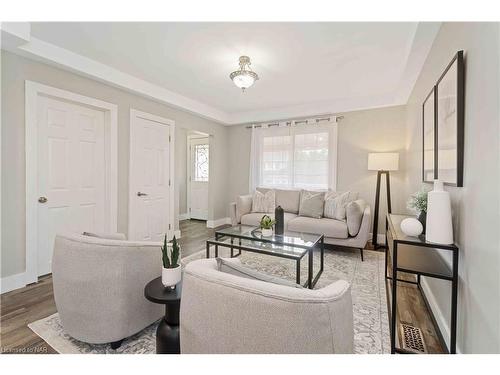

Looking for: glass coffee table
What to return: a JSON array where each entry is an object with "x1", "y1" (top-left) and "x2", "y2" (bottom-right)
[{"x1": 206, "y1": 225, "x2": 324, "y2": 289}]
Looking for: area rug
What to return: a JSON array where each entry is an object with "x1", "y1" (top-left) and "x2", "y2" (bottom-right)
[{"x1": 29, "y1": 247, "x2": 390, "y2": 354}]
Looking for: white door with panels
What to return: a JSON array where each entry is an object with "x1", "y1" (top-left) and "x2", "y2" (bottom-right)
[
  {"x1": 129, "y1": 110, "x2": 174, "y2": 241},
  {"x1": 188, "y1": 137, "x2": 209, "y2": 220},
  {"x1": 37, "y1": 96, "x2": 107, "y2": 276}
]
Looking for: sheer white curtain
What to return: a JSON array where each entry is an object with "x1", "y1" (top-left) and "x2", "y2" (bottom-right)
[{"x1": 248, "y1": 121, "x2": 338, "y2": 193}]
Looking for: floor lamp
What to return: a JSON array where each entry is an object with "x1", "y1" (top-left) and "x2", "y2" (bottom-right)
[{"x1": 368, "y1": 153, "x2": 399, "y2": 249}]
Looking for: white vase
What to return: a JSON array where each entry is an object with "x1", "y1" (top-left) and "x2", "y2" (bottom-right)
[
  {"x1": 261, "y1": 228, "x2": 273, "y2": 237},
  {"x1": 161, "y1": 266, "x2": 181, "y2": 288},
  {"x1": 425, "y1": 180, "x2": 454, "y2": 244}
]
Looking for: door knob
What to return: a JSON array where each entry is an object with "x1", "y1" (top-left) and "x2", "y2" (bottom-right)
[
  {"x1": 137, "y1": 192, "x2": 148, "y2": 197},
  {"x1": 38, "y1": 196, "x2": 48, "y2": 203}
]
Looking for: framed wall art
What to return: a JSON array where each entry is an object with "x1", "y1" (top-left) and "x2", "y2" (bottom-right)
[
  {"x1": 422, "y1": 87, "x2": 436, "y2": 183},
  {"x1": 422, "y1": 50, "x2": 465, "y2": 187}
]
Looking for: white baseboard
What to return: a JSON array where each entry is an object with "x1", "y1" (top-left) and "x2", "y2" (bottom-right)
[
  {"x1": 173, "y1": 229, "x2": 181, "y2": 238},
  {"x1": 179, "y1": 213, "x2": 190, "y2": 221},
  {"x1": 1, "y1": 272, "x2": 27, "y2": 294},
  {"x1": 420, "y1": 277, "x2": 462, "y2": 353},
  {"x1": 206, "y1": 217, "x2": 232, "y2": 228}
]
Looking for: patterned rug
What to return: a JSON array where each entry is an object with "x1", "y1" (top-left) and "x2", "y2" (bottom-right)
[{"x1": 29, "y1": 247, "x2": 390, "y2": 354}]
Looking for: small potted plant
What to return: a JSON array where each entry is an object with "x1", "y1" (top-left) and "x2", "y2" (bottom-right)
[
  {"x1": 407, "y1": 189, "x2": 428, "y2": 232},
  {"x1": 260, "y1": 215, "x2": 276, "y2": 237},
  {"x1": 161, "y1": 234, "x2": 181, "y2": 289}
]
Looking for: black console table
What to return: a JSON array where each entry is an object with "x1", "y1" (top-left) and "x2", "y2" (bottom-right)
[{"x1": 385, "y1": 214, "x2": 459, "y2": 354}]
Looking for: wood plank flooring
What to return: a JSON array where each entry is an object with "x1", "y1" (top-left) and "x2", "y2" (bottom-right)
[{"x1": 0, "y1": 220, "x2": 445, "y2": 354}]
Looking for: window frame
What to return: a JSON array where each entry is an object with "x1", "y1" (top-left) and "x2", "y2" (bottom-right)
[{"x1": 253, "y1": 123, "x2": 337, "y2": 191}]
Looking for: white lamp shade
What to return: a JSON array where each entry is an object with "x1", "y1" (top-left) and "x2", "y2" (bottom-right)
[{"x1": 368, "y1": 152, "x2": 399, "y2": 171}]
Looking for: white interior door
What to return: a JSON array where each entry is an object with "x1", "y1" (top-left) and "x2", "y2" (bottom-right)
[
  {"x1": 37, "y1": 96, "x2": 107, "y2": 276},
  {"x1": 188, "y1": 137, "x2": 209, "y2": 220},
  {"x1": 129, "y1": 111, "x2": 173, "y2": 241}
]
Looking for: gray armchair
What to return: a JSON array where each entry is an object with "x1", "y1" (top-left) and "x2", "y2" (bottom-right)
[
  {"x1": 180, "y1": 258, "x2": 354, "y2": 354},
  {"x1": 52, "y1": 233, "x2": 163, "y2": 347}
]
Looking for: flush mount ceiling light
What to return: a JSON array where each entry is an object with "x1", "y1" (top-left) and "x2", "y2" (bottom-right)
[{"x1": 229, "y1": 55, "x2": 259, "y2": 92}]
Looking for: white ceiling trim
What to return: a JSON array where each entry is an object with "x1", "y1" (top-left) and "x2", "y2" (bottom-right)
[
  {"x1": 1, "y1": 23, "x2": 230, "y2": 124},
  {"x1": 2, "y1": 22, "x2": 440, "y2": 126}
]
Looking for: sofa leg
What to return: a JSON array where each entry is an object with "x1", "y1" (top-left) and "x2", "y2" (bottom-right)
[
  {"x1": 110, "y1": 339, "x2": 124, "y2": 350},
  {"x1": 360, "y1": 248, "x2": 364, "y2": 262}
]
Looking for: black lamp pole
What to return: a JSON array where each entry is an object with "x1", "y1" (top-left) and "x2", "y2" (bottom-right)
[{"x1": 372, "y1": 170, "x2": 392, "y2": 249}]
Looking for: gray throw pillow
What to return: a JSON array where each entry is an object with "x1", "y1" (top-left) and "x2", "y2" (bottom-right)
[
  {"x1": 251, "y1": 189, "x2": 275, "y2": 213},
  {"x1": 345, "y1": 199, "x2": 366, "y2": 236},
  {"x1": 298, "y1": 190, "x2": 325, "y2": 219},
  {"x1": 324, "y1": 191, "x2": 353, "y2": 220},
  {"x1": 216, "y1": 258, "x2": 303, "y2": 289}
]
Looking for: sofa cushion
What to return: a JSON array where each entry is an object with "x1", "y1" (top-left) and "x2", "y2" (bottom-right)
[
  {"x1": 298, "y1": 190, "x2": 325, "y2": 219},
  {"x1": 216, "y1": 258, "x2": 303, "y2": 289},
  {"x1": 252, "y1": 189, "x2": 275, "y2": 213},
  {"x1": 241, "y1": 212, "x2": 298, "y2": 227},
  {"x1": 346, "y1": 199, "x2": 367, "y2": 236},
  {"x1": 287, "y1": 216, "x2": 348, "y2": 239},
  {"x1": 258, "y1": 188, "x2": 301, "y2": 214},
  {"x1": 324, "y1": 191, "x2": 353, "y2": 220}
]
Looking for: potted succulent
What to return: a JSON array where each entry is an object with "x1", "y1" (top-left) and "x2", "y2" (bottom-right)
[
  {"x1": 407, "y1": 189, "x2": 428, "y2": 233},
  {"x1": 161, "y1": 234, "x2": 181, "y2": 289},
  {"x1": 260, "y1": 215, "x2": 276, "y2": 237}
]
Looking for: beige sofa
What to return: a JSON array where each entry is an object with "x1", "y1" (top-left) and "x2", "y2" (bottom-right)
[
  {"x1": 229, "y1": 189, "x2": 371, "y2": 260},
  {"x1": 180, "y1": 258, "x2": 354, "y2": 354},
  {"x1": 52, "y1": 233, "x2": 163, "y2": 348}
]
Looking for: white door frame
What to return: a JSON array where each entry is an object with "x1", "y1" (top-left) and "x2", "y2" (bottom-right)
[
  {"x1": 186, "y1": 133, "x2": 210, "y2": 221},
  {"x1": 25, "y1": 81, "x2": 118, "y2": 284},
  {"x1": 128, "y1": 109, "x2": 175, "y2": 239}
]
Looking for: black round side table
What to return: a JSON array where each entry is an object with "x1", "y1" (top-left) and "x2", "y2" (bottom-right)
[{"x1": 144, "y1": 277, "x2": 182, "y2": 354}]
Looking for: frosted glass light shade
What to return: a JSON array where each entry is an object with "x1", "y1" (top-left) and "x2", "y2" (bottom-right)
[
  {"x1": 232, "y1": 73, "x2": 256, "y2": 89},
  {"x1": 368, "y1": 153, "x2": 399, "y2": 171}
]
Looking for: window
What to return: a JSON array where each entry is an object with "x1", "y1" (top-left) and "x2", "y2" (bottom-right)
[
  {"x1": 194, "y1": 144, "x2": 209, "y2": 182},
  {"x1": 251, "y1": 124, "x2": 336, "y2": 191},
  {"x1": 293, "y1": 132, "x2": 329, "y2": 189},
  {"x1": 261, "y1": 135, "x2": 292, "y2": 188}
]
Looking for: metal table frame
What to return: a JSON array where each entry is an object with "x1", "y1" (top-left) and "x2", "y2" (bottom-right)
[
  {"x1": 206, "y1": 231, "x2": 324, "y2": 289},
  {"x1": 385, "y1": 214, "x2": 459, "y2": 354}
]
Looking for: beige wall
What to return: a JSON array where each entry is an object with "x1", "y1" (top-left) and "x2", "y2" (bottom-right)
[
  {"x1": 1, "y1": 50, "x2": 229, "y2": 278},
  {"x1": 404, "y1": 22, "x2": 500, "y2": 353},
  {"x1": 227, "y1": 105, "x2": 407, "y2": 235}
]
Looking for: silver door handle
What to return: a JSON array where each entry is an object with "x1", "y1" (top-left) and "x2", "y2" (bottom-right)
[
  {"x1": 38, "y1": 196, "x2": 48, "y2": 203},
  {"x1": 137, "y1": 192, "x2": 148, "y2": 197}
]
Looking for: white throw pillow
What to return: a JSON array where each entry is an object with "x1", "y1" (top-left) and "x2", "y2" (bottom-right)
[
  {"x1": 251, "y1": 189, "x2": 275, "y2": 213},
  {"x1": 324, "y1": 191, "x2": 352, "y2": 220}
]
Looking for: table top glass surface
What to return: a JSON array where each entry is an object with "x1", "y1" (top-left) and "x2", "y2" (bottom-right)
[{"x1": 215, "y1": 225, "x2": 322, "y2": 249}]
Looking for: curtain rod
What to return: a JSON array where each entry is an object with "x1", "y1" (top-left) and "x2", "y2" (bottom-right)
[{"x1": 245, "y1": 115, "x2": 344, "y2": 129}]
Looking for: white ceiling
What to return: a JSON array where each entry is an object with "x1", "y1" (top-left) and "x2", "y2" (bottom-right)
[{"x1": 25, "y1": 22, "x2": 440, "y2": 124}]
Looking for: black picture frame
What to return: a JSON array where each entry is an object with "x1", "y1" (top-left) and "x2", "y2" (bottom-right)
[
  {"x1": 436, "y1": 50, "x2": 465, "y2": 187},
  {"x1": 422, "y1": 50, "x2": 465, "y2": 187},
  {"x1": 422, "y1": 86, "x2": 436, "y2": 183}
]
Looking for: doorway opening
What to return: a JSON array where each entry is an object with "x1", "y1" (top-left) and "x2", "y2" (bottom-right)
[{"x1": 187, "y1": 131, "x2": 210, "y2": 221}]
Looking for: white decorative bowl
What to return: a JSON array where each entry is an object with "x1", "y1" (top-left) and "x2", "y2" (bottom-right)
[{"x1": 400, "y1": 218, "x2": 423, "y2": 237}]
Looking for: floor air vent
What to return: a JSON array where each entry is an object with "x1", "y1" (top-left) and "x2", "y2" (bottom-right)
[{"x1": 400, "y1": 322, "x2": 427, "y2": 353}]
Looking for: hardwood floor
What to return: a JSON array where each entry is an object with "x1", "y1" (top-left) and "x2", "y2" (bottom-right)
[{"x1": 0, "y1": 220, "x2": 445, "y2": 354}]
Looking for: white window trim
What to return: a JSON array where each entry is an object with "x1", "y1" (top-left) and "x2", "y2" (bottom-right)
[{"x1": 25, "y1": 81, "x2": 118, "y2": 285}]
